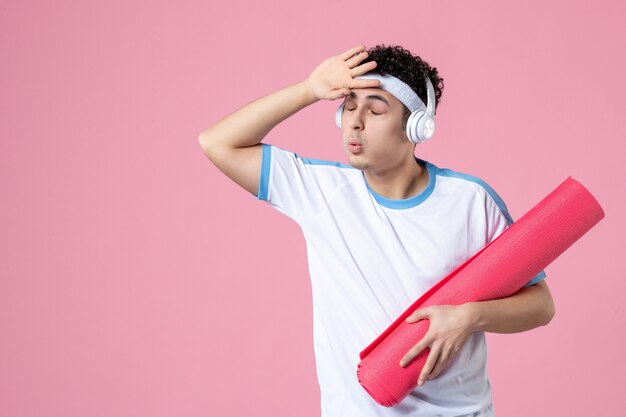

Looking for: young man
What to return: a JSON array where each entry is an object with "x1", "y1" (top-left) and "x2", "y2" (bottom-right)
[{"x1": 198, "y1": 44, "x2": 555, "y2": 417}]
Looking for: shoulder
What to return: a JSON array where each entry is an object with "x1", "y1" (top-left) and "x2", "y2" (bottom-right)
[
  {"x1": 264, "y1": 143, "x2": 353, "y2": 169},
  {"x1": 260, "y1": 143, "x2": 362, "y2": 200},
  {"x1": 430, "y1": 161, "x2": 514, "y2": 225},
  {"x1": 263, "y1": 143, "x2": 360, "y2": 181}
]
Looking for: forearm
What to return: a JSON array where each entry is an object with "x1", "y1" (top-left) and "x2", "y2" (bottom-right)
[
  {"x1": 465, "y1": 283, "x2": 555, "y2": 334},
  {"x1": 198, "y1": 79, "x2": 319, "y2": 150}
]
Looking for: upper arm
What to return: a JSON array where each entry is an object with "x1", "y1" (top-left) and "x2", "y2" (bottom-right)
[{"x1": 198, "y1": 137, "x2": 262, "y2": 197}]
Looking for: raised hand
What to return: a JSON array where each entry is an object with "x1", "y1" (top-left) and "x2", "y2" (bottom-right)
[{"x1": 306, "y1": 44, "x2": 381, "y2": 101}]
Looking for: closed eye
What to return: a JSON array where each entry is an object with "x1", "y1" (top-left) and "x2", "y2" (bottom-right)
[{"x1": 346, "y1": 107, "x2": 381, "y2": 115}]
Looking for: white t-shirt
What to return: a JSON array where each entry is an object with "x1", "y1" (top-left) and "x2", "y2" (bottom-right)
[{"x1": 254, "y1": 143, "x2": 546, "y2": 417}]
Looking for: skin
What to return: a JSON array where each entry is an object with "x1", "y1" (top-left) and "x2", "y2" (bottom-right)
[
  {"x1": 199, "y1": 44, "x2": 556, "y2": 389},
  {"x1": 340, "y1": 87, "x2": 429, "y2": 200}
]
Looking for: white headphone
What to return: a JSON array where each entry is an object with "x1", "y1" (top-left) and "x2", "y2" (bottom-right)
[{"x1": 335, "y1": 72, "x2": 436, "y2": 144}]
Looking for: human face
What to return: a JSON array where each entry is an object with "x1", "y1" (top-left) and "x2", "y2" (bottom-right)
[{"x1": 340, "y1": 88, "x2": 412, "y2": 174}]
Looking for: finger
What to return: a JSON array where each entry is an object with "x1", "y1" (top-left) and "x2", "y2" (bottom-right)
[
  {"x1": 406, "y1": 308, "x2": 429, "y2": 323},
  {"x1": 339, "y1": 44, "x2": 366, "y2": 60},
  {"x1": 349, "y1": 79, "x2": 381, "y2": 90},
  {"x1": 418, "y1": 344, "x2": 440, "y2": 386},
  {"x1": 428, "y1": 346, "x2": 451, "y2": 379},
  {"x1": 328, "y1": 88, "x2": 350, "y2": 100},
  {"x1": 399, "y1": 337, "x2": 430, "y2": 367},
  {"x1": 351, "y1": 60, "x2": 377, "y2": 77},
  {"x1": 345, "y1": 50, "x2": 369, "y2": 67}
]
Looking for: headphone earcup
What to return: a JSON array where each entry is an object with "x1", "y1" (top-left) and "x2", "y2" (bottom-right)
[
  {"x1": 418, "y1": 114, "x2": 436, "y2": 143},
  {"x1": 406, "y1": 109, "x2": 424, "y2": 144},
  {"x1": 335, "y1": 103, "x2": 345, "y2": 129},
  {"x1": 406, "y1": 109, "x2": 435, "y2": 144}
]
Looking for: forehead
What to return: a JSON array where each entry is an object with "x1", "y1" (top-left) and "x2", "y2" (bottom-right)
[{"x1": 346, "y1": 88, "x2": 399, "y2": 107}]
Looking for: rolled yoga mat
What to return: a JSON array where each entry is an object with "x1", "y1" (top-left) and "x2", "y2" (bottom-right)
[{"x1": 356, "y1": 176, "x2": 605, "y2": 407}]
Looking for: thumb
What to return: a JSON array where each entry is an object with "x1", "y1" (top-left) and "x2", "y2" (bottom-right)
[{"x1": 406, "y1": 308, "x2": 430, "y2": 323}]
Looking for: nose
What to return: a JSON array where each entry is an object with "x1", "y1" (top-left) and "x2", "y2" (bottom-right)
[{"x1": 346, "y1": 106, "x2": 364, "y2": 131}]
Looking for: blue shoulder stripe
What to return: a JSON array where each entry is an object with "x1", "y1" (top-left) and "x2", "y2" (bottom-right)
[
  {"x1": 435, "y1": 167, "x2": 547, "y2": 286},
  {"x1": 435, "y1": 168, "x2": 515, "y2": 226}
]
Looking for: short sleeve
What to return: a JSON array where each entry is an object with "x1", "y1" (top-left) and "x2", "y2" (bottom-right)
[
  {"x1": 253, "y1": 143, "x2": 327, "y2": 226},
  {"x1": 482, "y1": 181, "x2": 547, "y2": 288}
]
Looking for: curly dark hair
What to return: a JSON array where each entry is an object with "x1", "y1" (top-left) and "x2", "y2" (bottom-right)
[{"x1": 361, "y1": 44, "x2": 444, "y2": 126}]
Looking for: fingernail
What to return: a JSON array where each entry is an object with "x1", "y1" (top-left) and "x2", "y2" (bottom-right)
[
  {"x1": 418, "y1": 380, "x2": 424, "y2": 386},
  {"x1": 399, "y1": 361, "x2": 405, "y2": 367}
]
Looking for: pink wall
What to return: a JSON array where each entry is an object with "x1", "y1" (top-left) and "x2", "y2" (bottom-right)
[{"x1": 1, "y1": 0, "x2": 624, "y2": 416}]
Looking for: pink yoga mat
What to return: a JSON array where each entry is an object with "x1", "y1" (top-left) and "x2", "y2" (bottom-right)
[{"x1": 356, "y1": 176, "x2": 605, "y2": 407}]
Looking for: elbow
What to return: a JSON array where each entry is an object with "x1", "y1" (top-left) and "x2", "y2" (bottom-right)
[
  {"x1": 532, "y1": 280, "x2": 555, "y2": 327},
  {"x1": 198, "y1": 133, "x2": 209, "y2": 150},
  {"x1": 198, "y1": 133, "x2": 216, "y2": 156},
  {"x1": 542, "y1": 300, "x2": 556, "y2": 326},
  {"x1": 198, "y1": 131, "x2": 229, "y2": 156}
]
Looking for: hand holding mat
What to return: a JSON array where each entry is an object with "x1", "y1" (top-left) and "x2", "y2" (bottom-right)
[{"x1": 356, "y1": 176, "x2": 605, "y2": 407}]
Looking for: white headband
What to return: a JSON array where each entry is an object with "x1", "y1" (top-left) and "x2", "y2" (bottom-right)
[{"x1": 354, "y1": 72, "x2": 425, "y2": 112}]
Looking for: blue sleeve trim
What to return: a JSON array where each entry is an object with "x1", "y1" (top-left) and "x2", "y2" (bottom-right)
[
  {"x1": 523, "y1": 269, "x2": 547, "y2": 287},
  {"x1": 257, "y1": 143, "x2": 271, "y2": 200}
]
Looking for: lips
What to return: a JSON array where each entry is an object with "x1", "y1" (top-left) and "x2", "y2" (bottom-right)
[{"x1": 348, "y1": 140, "x2": 363, "y2": 153}]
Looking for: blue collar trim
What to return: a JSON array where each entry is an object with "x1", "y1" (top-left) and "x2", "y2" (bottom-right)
[{"x1": 363, "y1": 157, "x2": 437, "y2": 209}]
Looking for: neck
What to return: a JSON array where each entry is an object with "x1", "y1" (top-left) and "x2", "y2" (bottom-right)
[{"x1": 364, "y1": 156, "x2": 428, "y2": 200}]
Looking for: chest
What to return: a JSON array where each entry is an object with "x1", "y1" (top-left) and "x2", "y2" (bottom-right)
[{"x1": 306, "y1": 186, "x2": 489, "y2": 290}]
